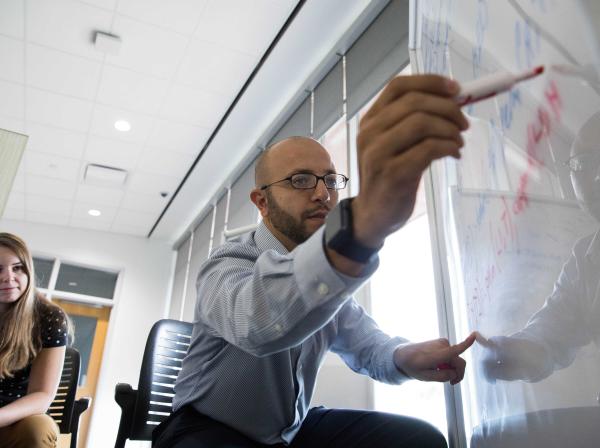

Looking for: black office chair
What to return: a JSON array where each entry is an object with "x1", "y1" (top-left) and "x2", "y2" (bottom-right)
[
  {"x1": 113, "y1": 319, "x2": 193, "y2": 448},
  {"x1": 46, "y1": 346, "x2": 91, "y2": 448}
]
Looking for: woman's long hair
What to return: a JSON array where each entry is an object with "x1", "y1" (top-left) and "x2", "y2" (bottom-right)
[{"x1": 0, "y1": 232, "x2": 65, "y2": 378}]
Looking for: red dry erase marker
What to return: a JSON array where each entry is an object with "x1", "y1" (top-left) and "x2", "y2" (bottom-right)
[{"x1": 455, "y1": 65, "x2": 545, "y2": 106}]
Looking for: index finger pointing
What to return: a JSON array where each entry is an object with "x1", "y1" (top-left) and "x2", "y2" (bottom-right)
[{"x1": 448, "y1": 332, "x2": 477, "y2": 357}]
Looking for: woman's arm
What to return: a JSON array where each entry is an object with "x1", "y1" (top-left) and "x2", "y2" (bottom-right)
[{"x1": 0, "y1": 346, "x2": 66, "y2": 428}]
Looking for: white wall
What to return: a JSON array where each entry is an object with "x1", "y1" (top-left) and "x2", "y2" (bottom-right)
[{"x1": 0, "y1": 218, "x2": 174, "y2": 448}]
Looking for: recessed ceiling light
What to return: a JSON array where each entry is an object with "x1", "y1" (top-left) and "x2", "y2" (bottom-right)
[
  {"x1": 88, "y1": 209, "x2": 101, "y2": 217},
  {"x1": 114, "y1": 120, "x2": 131, "y2": 132}
]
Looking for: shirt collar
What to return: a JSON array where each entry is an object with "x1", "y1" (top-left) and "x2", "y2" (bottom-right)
[{"x1": 254, "y1": 221, "x2": 290, "y2": 255}]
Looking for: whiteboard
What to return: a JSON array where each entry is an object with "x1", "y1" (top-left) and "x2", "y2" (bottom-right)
[{"x1": 411, "y1": 1, "x2": 600, "y2": 446}]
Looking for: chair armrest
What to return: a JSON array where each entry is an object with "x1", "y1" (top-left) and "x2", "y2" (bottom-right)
[
  {"x1": 114, "y1": 383, "x2": 138, "y2": 448},
  {"x1": 73, "y1": 397, "x2": 91, "y2": 417}
]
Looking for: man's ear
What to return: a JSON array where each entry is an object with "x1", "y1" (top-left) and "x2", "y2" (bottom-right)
[{"x1": 250, "y1": 189, "x2": 269, "y2": 217}]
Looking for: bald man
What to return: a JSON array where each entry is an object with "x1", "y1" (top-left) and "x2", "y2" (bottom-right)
[{"x1": 154, "y1": 75, "x2": 474, "y2": 448}]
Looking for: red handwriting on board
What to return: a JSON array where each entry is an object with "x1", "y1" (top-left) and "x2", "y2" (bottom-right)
[
  {"x1": 513, "y1": 81, "x2": 562, "y2": 214},
  {"x1": 469, "y1": 194, "x2": 518, "y2": 327}
]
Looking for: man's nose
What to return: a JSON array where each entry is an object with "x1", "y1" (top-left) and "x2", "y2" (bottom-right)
[{"x1": 311, "y1": 178, "x2": 331, "y2": 202}]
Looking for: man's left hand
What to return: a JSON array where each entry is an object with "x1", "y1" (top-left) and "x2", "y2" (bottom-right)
[{"x1": 393, "y1": 333, "x2": 476, "y2": 385}]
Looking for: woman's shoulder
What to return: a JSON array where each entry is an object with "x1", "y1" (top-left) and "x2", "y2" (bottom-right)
[{"x1": 35, "y1": 297, "x2": 69, "y2": 348}]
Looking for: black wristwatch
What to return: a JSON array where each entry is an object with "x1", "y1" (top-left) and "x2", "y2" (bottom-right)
[{"x1": 324, "y1": 198, "x2": 380, "y2": 263}]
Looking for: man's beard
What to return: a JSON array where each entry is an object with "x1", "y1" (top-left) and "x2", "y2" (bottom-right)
[{"x1": 265, "y1": 190, "x2": 314, "y2": 246}]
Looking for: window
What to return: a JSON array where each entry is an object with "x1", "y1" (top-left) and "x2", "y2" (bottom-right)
[
  {"x1": 349, "y1": 64, "x2": 449, "y2": 437},
  {"x1": 55, "y1": 263, "x2": 118, "y2": 300},
  {"x1": 32, "y1": 256, "x2": 54, "y2": 289},
  {"x1": 319, "y1": 116, "x2": 349, "y2": 200},
  {"x1": 33, "y1": 255, "x2": 119, "y2": 306}
]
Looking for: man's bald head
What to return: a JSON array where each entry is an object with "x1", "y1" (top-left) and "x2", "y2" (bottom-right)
[{"x1": 255, "y1": 136, "x2": 330, "y2": 188}]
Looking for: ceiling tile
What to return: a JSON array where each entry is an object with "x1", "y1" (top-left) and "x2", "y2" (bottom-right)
[
  {"x1": 0, "y1": 80, "x2": 24, "y2": 119},
  {"x1": 5, "y1": 191, "x2": 25, "y2": 211},
  {"x1": 85, "y1": 135, "x2": 143, "y2": 170},
  {"x1": 27, "y1": 122, "x2": 86, "y2": 159},
  {"x1": 78, "y1": 0, "x2": 117, "y2": 11},
  {"x1": 120, "y1": 191, "x2": 167, "y2": 213},
  {"x1": 69, "y1": 217, "x2": 112, "y2": 232},
  {"x1": 0, "y1": 35, "x2": 24, "y2": 83},
  {"x1": 71, "y1": 201, "x2": 118, "y2": 223},
  {"x1": 97, "y1": 65, "x2": 170, "y2": 114},
  {"x1": 26, "y1": 88, "x2": 94, "y2": 132},
  {"x1": 107, "y1": 15, "x2": 189, "y2": 79},
  {"x1": 160, "y1": 83, "x2": 227, "y2": 128},
  {"x1": 26, "y1": 122, "x2": 87, "y2": 159},
  {"x1": 26, "y1": 194, "x2": 72, "y2": 215},
  {"x1": 26, "y1": 44, "x2": 103, "y2": 100},
  {"x1": 117, "y1": 0, "x2": 209, "y2": 35},
  {"x1": 137, "y1": 148, "x2": 193, "y2": 178},
  {"x1": 26, "y1": 175, "x2": 77, "y2": 200},
  {"x1": 0, "y1": 0, "x2": 25, "y2": 39},
  {"x1": 26, "y1": 0, "x2": 112, "y2": 61},
  {"x1": 146, "y1": 120, "x2": 210, "y2": 155},
  {"x1": 112, "y1": 208, "x2": 155, "y2": 229},
  {"x1": 25, "y1": 150, "x2": 82, "y2": 182},
  {"x1": 89, "y1": 104, "x2": 154, "y2": 143},
  {"x1": 25, "y1": 210, "x2": 70, "y2": 226},
  {"x1": 75, "y1": 184, "x2": 124, "y2": 207},
  {"x1": 127, "y1": 171, "x2": 180, "y2": 196},
  {"x1": 109, "y1": 222, "x2": 148, "y2": 236},
  {"x1": 194, "y1": 0, "x2": 295, "y2": 55},
  {"x1": 176, "y1": 39, "x2": 256, "y2": 95},
  {"x1": 2, "y1": 207, "x2": 25, "y2": 221},
  {"x1": 0, "y1": 116, "x2": 25, "y2": 134}
]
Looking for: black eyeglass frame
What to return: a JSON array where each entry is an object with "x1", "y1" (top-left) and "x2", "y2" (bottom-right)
[{"x1": 260, "y1": 173, "x2": 349, "y2": 191}]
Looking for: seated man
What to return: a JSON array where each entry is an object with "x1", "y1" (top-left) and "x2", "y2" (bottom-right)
[{"x1": 154, "y1": 75, "x2": 474, "y2": 448}]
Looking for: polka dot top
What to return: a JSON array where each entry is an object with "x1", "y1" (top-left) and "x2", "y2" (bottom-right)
[{"x1": 0, "y1": 302, "x2": 68, "y2": 407}]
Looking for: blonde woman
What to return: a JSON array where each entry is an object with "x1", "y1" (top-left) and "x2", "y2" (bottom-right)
[{"x1": 0, "y1": 233, "x2": 69, "y2": 448}]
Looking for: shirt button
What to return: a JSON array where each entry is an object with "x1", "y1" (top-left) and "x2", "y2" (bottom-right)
[{"x1": 317, "y1": 282, "x2": 329, "y2": 296}]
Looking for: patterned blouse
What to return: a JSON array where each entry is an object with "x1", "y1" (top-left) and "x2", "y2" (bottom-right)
[{"x1": 0, "y1": 301, "x2": 68, "y2": 407}]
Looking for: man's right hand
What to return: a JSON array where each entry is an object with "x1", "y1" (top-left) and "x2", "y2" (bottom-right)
[{"x1": 352, "y1": 75, "x2": 469, "y2": 248}]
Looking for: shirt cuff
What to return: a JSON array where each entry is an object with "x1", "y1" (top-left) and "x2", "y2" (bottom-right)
[
  {"x1": 382, "y1": 340, "x2": 412, "y2": 384},
  {"x1": 293, "y1": 227, "x2": 378, "y2": 306}
]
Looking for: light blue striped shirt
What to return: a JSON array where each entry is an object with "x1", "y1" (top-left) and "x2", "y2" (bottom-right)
[{"x1": 173, "y1": 221, "x2": 409, "y2": 445}]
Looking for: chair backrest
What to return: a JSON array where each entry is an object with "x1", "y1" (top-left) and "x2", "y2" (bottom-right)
[
  {"x1": 47, "y1": 346, "x2": 80, "y2": 433},
  {"x1": 130, "y1": 319, "x2": 193, "y2": 440}
]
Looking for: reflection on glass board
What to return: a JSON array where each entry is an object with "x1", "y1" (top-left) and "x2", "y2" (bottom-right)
[{"x1": 415, "y1": 1, "x2": 600, "y2": 446}]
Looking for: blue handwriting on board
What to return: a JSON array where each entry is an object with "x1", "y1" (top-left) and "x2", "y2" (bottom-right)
[
  {"x1": 488, "y1": 119, "x2": 506, "y2": 189},
  {"x1": 514, "y1": 19, "x2": 541, "y2": 69},
  {"x1": 476, "y1": 193, "x2": 488, "y2": 226},
  {"x1": 422, "y1": 0, "x2": 452, "y2": 74},
  {"x1": 472, "y1": 0, "x2": 489, "y2": 78},
  {"x1": 499, "y1": 88, "x2": 522, "y2": 130}
]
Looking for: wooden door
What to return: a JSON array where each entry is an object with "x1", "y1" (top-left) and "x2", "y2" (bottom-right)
[{"x1": 53, "y1": 299, "x2": 110, "y2": 448}]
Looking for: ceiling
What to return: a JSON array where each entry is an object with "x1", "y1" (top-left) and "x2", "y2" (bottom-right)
[{"x1": 0, "y1": 0, "x2": 297, "y2": 237}]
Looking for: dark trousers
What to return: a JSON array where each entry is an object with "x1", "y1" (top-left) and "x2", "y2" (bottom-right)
[{"x1": 153, "y1": 406, "x2": 447, "y2": 448}]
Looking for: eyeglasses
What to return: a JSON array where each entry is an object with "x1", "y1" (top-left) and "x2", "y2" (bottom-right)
[{"x1": 260, "y1": 173, "x2": 349, "y2": 191}]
